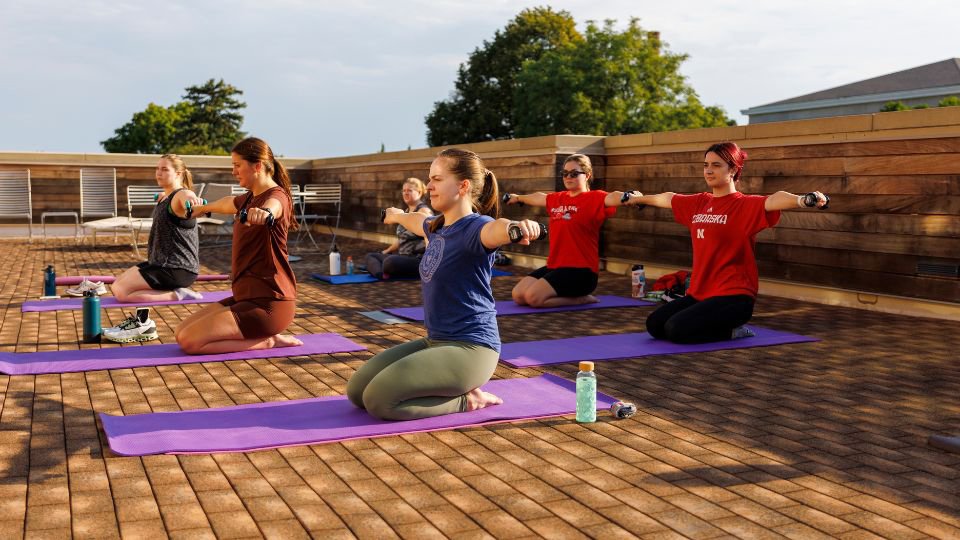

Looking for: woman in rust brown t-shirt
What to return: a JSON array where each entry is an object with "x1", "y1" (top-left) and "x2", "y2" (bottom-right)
[{"x1": 175, "y1": 137, "x2": 302, "y2": 354}]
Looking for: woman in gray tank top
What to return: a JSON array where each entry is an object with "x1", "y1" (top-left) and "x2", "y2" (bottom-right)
[
  {"x1": 110, "y1": 154, "x2": 205, "y2": 303},
  {"x1": 363, "y1": 177, "x2": 433, "y2": 279}
]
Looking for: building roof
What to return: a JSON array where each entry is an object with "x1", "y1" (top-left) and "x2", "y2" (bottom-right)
[{"x1": 765, "y1": 58, "x2": 960, "y2": 107}]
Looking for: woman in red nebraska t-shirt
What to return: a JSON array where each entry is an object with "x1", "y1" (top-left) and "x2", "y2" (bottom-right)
[
  {"x1": 629, "y1": 141, "x2": 829, "y2": 344},
  {"x1": 505, "y1": 154, "x2": 645, "y2": 308}
]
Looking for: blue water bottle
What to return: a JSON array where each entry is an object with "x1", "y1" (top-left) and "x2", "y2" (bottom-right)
[
  {"x1": 82, "y1": 290, "x2": 101, "y2": 343},
  {"x1": 43, "y1": 265, "x2": 56, "y2": 297}
]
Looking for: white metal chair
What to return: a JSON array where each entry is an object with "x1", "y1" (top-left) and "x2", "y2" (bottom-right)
[
  {"x1": 294, "y1": 184, "x2": 341, "y2": 252},
  {"x1": 0, "y1": 169, "x2": 35, "y2": 242},
  {"x1": 125, "y1": 185, "x2": 163, "y2": 257},
  {"x1": 41, "y1": 168, "x2": 118, "y2": 243},
  {"x1": 70, "y1": 168, "x2": 123, "y2": 245}
]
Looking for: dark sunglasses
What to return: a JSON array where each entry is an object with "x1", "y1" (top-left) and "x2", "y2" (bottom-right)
[{"x1": 561, "y1": 170, "x2": 586, "y2": 178}]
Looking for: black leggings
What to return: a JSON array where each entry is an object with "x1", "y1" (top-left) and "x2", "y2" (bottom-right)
[
  {"x1": 364, "y1": 253, "x2": 421, "y2": 279},
  {"x1": 646, "y1": 294, "x2": 755, "y2": 344}
]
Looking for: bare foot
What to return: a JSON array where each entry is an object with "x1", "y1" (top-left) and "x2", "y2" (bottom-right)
[
  {"x1": 272, "y1": 334, "x2": 304, "y2": 348},
  {"x1": 465, "y1": 388, "x2": 503, "y2": 411},
  {"x1": 578, "y1": 295, "x2": 599, "y2": 305}
]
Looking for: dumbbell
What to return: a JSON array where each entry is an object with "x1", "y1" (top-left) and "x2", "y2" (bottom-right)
[
  {"x1": 620, "y1": 190, "x2": 646, "y2": 210},
  {"x1": 802, "y1": 192, "x2": 830, "y2": 209},
  {"x1": 507, "y1": 221, "x2": 548, "y2": 243},
  {"x1": 238, "y1": 207, "x2": 275, "y2": 227},
  {"x1": 610, "y1": 401, "x2": 637, "y2": 419},
  {"x1": 184, "y1": 199, "x2": 208, "y2": 219},
  {"x1": 502, "y1": 193, "x2": 524, "y2": 207},
  {"x1": 380, "y1": 208, "x2": 387, "y2": 223}
]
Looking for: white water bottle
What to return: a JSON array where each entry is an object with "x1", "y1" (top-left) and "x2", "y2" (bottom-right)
[
  {"x1": 631, "y1": 264, "x2": 645, "y2": 298},
  {"x1": 329, "y1": 244, "x2": 341, "y2": 276}
]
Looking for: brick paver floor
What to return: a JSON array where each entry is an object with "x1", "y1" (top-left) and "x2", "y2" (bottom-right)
[{"x1": 0, "y1": 234, "x2": 958, "y2": 539}]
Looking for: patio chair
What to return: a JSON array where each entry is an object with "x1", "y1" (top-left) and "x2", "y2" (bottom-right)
[
  {"x1": 294, "y1": 184, "x2": 341, "y2": 252},
  {"x1": 0, "y1": 169, "x2": 35, "y2": 242},
  {"x1": 125, "y1": 185, "x2": 163, "y2": 257},
  {"x1": 41, "y1": 168, "x2": 119, "y2": 243}
]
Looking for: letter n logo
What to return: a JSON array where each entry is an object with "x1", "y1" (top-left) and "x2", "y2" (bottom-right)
[{"x1": 696, "y1": 229, "x2": 705, "y2": 239}]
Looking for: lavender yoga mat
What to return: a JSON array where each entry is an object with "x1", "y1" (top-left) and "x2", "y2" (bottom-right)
[
  {"x1": 385, "y1": 295, "x2": 652, "y2": 321},
  {"x1": 0, "y1": 333, "x2": 365, "y2": 375},
  {"x1": 500, "y1": 327, "x2": 819, "y2": 367},
  {"x1": 100, "y1": 374, "x2": 618, "y2": 455},
  {"x1": 55, "y1": 274, "x2": 230, "y2": 286},
  {"x1": 311, "y1": 268, "x2": 511, "y2": 285},
  {"x1": 22, "y1": 290, "x2": 233, "y2": 312}
]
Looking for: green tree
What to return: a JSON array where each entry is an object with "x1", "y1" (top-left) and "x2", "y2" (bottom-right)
[
  {"x1": 513, "y1": 19, "x2": 731, "y2": 137},
  {"x1": 175, "y1": 79, "x2": 246, "y2": 154},
  {"x1": 101, "y1": 102, "x2": 192, "y2": 154},
  {"x1": 102, "y1": 79, "x2": 246, "y2": 155},
  {"x1": 425, "y1": 7, "x2": 581, "y2": 146}
]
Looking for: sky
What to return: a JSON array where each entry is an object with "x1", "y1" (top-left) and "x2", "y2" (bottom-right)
[{"x1": 1, "y1": 0, "x2": 958, "y2": 158}]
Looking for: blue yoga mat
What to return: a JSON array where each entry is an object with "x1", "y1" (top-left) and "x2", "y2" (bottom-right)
[{"x1": 312, "y1": 268, "x2": 511, "y2": 284}]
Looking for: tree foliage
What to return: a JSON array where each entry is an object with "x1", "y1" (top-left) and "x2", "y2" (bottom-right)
[
  {"x1": 880, "y1": 96, "x2": 960, "y2": 112},
  {"x1": 425, "y1": 10, "x2": 731, "y2": 145},
  {"x1": 425, "y1": 7, "x2": 580, "y2": 146},
  {"x1": 513, "y1": 19, "x2": 731, "y2": 137},
  {"x1": 101, "y1": 79, "x2": 245, "y2": 155}
]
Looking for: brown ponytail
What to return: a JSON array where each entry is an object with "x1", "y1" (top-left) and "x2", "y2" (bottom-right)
[
  {"x1": 429, "y1": 148, "x2": 499, "y2": 233},
  {"x1": 161, "y1": 154, "x2": 194, "y2": 191},
  {"x1": 231, "y1": 137, "x2": 299, "y2": 230}
]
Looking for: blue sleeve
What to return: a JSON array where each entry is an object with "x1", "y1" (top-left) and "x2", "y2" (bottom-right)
[{"x1": 467, "y1": 215, "x2": 496, "y2": 255}]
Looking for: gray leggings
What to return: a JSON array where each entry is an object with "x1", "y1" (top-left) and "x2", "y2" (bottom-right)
[{"x1": 346, "y1": 338, "x2": 500, "y2": 420}]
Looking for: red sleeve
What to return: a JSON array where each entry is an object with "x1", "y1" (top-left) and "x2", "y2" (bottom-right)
[
  {"x1": 545, "y1": 192, "x2": 560, "y2": 212},
  {"x1": 592, "y1": 190, "x2": 615, "y2": 218},
  {"x1": 671, "y1": 193, "x2": 701, "y2": 226},
  {"x1": 741, "y1": 195, "x2": 781, "y2": 235}
]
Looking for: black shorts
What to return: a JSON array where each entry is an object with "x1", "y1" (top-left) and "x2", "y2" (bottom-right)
[
  {"x1": 529, "y1": 266, "x2": 599, "y2": 298},
  {"x1": 137, "y1": 261, "x2": 198, "y2": 291}
]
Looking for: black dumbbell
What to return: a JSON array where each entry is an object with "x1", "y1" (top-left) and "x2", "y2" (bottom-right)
[
  {"x1": 502, "y1": 193, "x2": 524, "y2": 207},
  {"x1": 802, "y1": 192, "x2": 830, "y2": 210},
  {"x1": 620, "y1": 190, "x2": 647, "y2": 210},
  {"x1": 507, "y1": 221, "x2": 548, "y2": 243},
  {"x1": 238, "y1": 207, "x2": 275, "y2": 227},
  {"x1": 184, "y1": 199, "x2": 208, "y2": 219},
  {"x1": 380, "y1": 208, "x2": 387, "y2": 223}
]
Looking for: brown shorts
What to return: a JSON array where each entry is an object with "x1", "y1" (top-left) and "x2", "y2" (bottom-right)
[{"x1": 219, "y1": 296, "x2": 296, "y2": 339}]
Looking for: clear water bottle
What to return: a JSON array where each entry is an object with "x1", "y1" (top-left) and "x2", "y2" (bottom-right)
[
  {"x1": 346, "y1": 256, "x2": 354, "y2": 274},
  {"x1": 631, "y1": 264, "x2": 645, "y2": 298},
  {"x1": 329, "y1": 244, "x2": 341, "y2": 276},
  {"x1": 576, "y1": 361, "x2": 596, "y2": 423}
]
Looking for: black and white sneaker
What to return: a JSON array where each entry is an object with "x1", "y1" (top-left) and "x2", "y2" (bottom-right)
[{"x1": 103, "y1": 308, "x2": 158, "y2": 343}]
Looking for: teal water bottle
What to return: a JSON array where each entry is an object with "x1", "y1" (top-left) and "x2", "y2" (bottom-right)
[
  {"x1": 576, "y1": 361, "x2": 597, "y2": 423},
  {"x1": 43, "y1": 265, "x2": 56, "y2": 296},
  {"x1": 82, "y1": 290, "x2": 101, "y2": 343}
]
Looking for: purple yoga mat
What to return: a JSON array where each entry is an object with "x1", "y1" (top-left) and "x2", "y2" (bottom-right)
[
  {"x1": 500, "y1": 327, "x2": 819, "y2": 367},
  {"x1": 56, "y1": 274, "x2": 230, "y2": 286},
  {"x1": 0, "y1": 333, "x2": 365, "y2": 375},
  {"x1": 100, "y1": 374, "x2": 618, "y2": 455},
  {"x1": 384, "y1": 295, "x2": 653, "y2": 321},
  {"x1": 22, "y1": 290, "x2": 233, "y2": 312}
]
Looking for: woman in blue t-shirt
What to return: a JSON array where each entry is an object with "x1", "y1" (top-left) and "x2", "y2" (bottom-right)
[{"x1": 347, "y1": 148, "x2": 543, "y2": 420}]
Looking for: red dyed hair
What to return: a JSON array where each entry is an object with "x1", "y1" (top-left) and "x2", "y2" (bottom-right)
[{"x1": 704, "y1": 142, "x2": 748, "y2": 182}]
